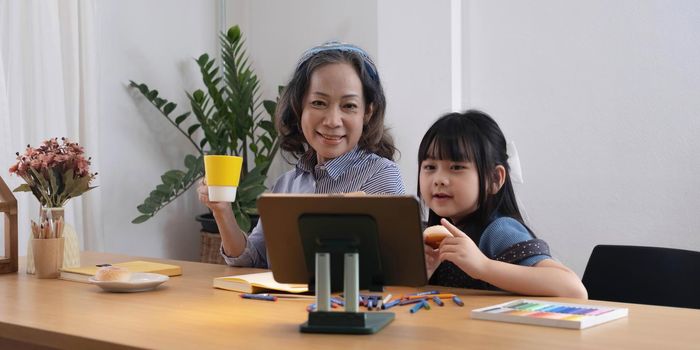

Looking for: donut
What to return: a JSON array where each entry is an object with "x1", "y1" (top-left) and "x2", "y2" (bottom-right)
[{"x1": 424, "y1": 225, "x2": 451, "y2": 249}]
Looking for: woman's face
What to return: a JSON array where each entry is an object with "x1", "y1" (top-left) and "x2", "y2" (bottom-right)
[{"x1": 301, "y1": 62, "x2": 371, "y2": 164}]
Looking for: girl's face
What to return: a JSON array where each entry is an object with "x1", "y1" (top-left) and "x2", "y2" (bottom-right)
[
  {"x1": 419, "y1": 158, "x2": 480, "y2": 223},
  {"x1": 301, "y1": 62, "x2": 370, "y2": 164}
]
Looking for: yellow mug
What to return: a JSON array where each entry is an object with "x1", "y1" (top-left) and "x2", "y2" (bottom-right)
[{"x1": 203, "y1": 155, "x2": 243, "y2": 202}]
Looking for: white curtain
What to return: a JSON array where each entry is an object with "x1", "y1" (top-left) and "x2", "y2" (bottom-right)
[{"x1": 0, "y1": 0, "x2": 103, "y2": 253}]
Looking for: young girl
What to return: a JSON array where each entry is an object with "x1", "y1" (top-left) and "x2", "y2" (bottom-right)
[
  {"x1": 420, "y1": 110, "x2": 587, "y2": 298},
  {"x1": 198, "y1": 42, "x2": 406, "y2": 268}
]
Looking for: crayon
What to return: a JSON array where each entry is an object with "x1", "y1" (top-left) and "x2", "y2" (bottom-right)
[
  {"x1": 406, "y1": 293, "x2": 455, "y2": 300},
  {"x1": 381, "y1": 299, "x2": 401, "y2": 310},
  {"x1": 306, "y1": 303, "x2": 316, "y2": 312},
  {"x1": 432, "y1": 296, "x2": 444, "y2": 306},
  {"x1": 410, "y1": 300, "x2": 427, "y2": 313},
  {"x1": 400, "y1": 298, "x2": 426, "y2": 306},
  {"x1": 382, "y1": 294, "x2": 393, "y2": 305},
  {"x1": 405, "y1": 290, "x2": 440, "y2": 297},
  {"x1": 240, "y1": 293, "x2": 277, "y2": 302},
  {"x1": 452, "y1": 295, "x2": 464, "y2": 307}
]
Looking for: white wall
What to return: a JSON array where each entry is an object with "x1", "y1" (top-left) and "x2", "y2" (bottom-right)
[
  {"x1": 465, "y1": 0, "x2": 700, "y2": 274},
  {"x1": 97, "y1": 0, "x2": 218, "y2": 260}
]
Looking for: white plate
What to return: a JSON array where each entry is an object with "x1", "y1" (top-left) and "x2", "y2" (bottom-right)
[{"x1": 88, "y1": 273, "x2": 169, "y2": 293}]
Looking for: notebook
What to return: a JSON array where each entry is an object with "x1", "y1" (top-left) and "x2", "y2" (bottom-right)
[
  {"x1": 213, "y1": 271, "x2": 308, "y2": 294},
  {"x1": 471, "y1": 299, "x2": 628, "y2": 329},
  {"x1": 60, "y1": 261, "x2": 182, "y2": 283}
]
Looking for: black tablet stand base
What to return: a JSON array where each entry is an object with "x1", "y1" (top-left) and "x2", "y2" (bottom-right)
[{"x1": 301, "y1": 311, "x2": 394, "y2": 334}]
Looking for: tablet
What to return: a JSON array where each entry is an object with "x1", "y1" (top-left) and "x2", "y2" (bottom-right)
[{"x1": 258, "y1": 194, "x2": 427, "y2": 291}]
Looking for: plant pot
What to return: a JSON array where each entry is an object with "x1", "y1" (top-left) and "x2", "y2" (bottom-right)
[
  {"x1": 196, "y1": 213, "x2": 219, "y2": 233},
  {"x1": 196, "y1": 213, "x2": 260, "y2": 234}
]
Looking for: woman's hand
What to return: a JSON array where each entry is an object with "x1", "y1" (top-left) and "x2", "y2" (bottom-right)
[
  {"x1": 197, "y1": 178, "x2": 232, "y2": 213},
  {"x1": 438, "y1": 218, "x2": 490, "y2": 279}
]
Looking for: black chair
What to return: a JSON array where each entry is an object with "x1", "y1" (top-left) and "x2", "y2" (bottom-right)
[{"x1": 582, "y1": 245, "x2": 700, "y2": 309}]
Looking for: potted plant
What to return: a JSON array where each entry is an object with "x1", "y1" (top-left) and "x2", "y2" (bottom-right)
[{"x1": 130, "y1": 25, "x2": 279, "y2": 233}]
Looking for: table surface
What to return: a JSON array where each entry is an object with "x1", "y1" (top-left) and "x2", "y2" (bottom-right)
[{"x1": 1, "y1": 251, "x2": 699, "y2": 350}]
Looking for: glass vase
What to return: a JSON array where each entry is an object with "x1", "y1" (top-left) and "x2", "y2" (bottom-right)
[{"x1": 26, "y1": 207, "x2": 81, "y2": 274}]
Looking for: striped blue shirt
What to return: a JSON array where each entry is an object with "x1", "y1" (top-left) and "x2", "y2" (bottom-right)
[{"x1": 221, "y1": 146, "x2": 406, "y2": 267}]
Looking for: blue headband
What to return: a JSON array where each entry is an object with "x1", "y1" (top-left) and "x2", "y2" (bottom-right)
[{"x1": 296, "y1": 41, "x2": 379, "y2": 80}]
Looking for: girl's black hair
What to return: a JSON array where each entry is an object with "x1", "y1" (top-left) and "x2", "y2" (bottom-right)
[
  {"x1": 275, "y1": 46, "x2": 396, "y2": 161},
  {"x1": 418, "y1": 110, "x2": 533, "y2": 236}
]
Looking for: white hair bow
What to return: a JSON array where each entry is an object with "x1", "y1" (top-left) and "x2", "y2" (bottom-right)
[{"x1": 507, "y1": 140, "x2": 524, "y2": 184}]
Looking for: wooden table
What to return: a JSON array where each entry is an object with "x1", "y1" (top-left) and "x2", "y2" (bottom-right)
[{"x1": 0, "y1": 252, "x2": 698, "y2": 350}]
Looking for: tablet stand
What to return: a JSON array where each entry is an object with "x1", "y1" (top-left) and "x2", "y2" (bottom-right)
[{"x1": 300, "y1": 252, "x2": 394, "y2": 334}]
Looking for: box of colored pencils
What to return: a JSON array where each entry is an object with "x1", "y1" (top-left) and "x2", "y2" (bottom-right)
[{"x1": 471, "y1": 299, "x2": 628, "y2": 329}]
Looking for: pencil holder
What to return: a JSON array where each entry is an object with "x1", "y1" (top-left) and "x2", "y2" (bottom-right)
[{"x1": 31, "y1": 237, "x2": 65, "y2": 279}]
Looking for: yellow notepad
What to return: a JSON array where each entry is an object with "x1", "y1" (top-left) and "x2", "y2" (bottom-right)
[
  {"x1": 213, "y1": 271, "x2": 308, "y2": 294},
  {"x1": 60, "y1": 261, "x2": 182, "y2": 283}
]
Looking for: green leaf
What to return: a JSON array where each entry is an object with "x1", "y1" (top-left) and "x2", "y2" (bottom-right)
[
  {"x1": 154, "y1": 98, "x2": 166, "y2": 108},
  {"x1": 137, "y1": 203, "x2": 156, "y2": 214},
  {"x1": 12, "y1": 184, "x2": 32, "y2": 192},
  {"x1": 237, "y1": 184, "x2": 266, "y2": 203},
  {"x1": 193, "y1": 90, "x2": 205, "y2": 103},
  {"x1": 184, "y1": 154, "x2": 198, "y2": 169},
  {"x1": 163, "y1": 102, "x2": 177, "y2": 115},
  {"x1": 260, "y1": 135, "x2": 272, "y2": 149},
  {"x1": 156, "y1": 184, "x2": 173, "y2": 196},
  {"x1": 165, "y1": 170, "x2": 186, "y2": 179},
  {"x1": 227, "y1": 25, "x2": 241, "y2": 42},
  {"x1": 161, "y1": 173, "x2": 179, "y2": 186},
  {"x1": 175, "y1": 112, "x2": 190, "y2": 125},
  {"x1": 149, "y1": 190, "x2": 164, "y2": 200},
  {"x1": 234, "y1": 207, "x2": 251, "y2": 233},
  {"x1": 242, "y1": 206, "x2": 259, "y2": 216},
  {"x1": 187, "y1": 124, "x2": 201, "y2": 136},
  {"x1": 137, "y1": 83, "x2": 149, "y2": 94},
  {"x1": 132, "y1": 214, "x2": 152, "y2": 224},
  {"x1": 262, "y1": 100, "x2": 276, "y2": 118},
  {"x1": 258, "y1": 120, "x2": 275, "y2": 134},
  {"x1": 147, "y1": 90, "x2": 158, "y2": 100},
  {"x1": 197, "y1": 53, "x2": 209, "y2": 65},
  {"x1": 144, "y1": 198, "x2": 159, "y2": 209},
  {"x1": 67, "y1": 175, "x2": 91, "y2": 199}
]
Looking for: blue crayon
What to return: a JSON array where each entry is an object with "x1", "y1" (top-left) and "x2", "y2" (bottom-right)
[
  {"x1": 410, "y1": 300, "x2": 427, "y2": 314},
  {"x1": 330, "y1": 297, "x2": 345, "y2": 306},
  {"x1": 432, "y1": 296, "x2": 444, "y2": 306},
  {"x1": 382, "y1": 299, "x2": 401, "y2": 310},
  {"x1": 241, "y1": 293, "x2": 277, "y2": 301},
  {"x1": 407, "y1": 290, "x2": 440, "y2": 297},
  {"x1": 400, "y1": 298, "x2": 425, "y2": 306},
  {"x1": 451, "y1": 295, "x2": 464, "y2": 306}
]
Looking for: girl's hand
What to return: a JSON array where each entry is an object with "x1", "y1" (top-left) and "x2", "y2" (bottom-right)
[
  {"x1": 424, "y1": 244, "x2": 440, "y2": 279},
  {"x1": 197, "y1": 178, "x2": 232, "y2": 213},
  {"x1": 438, "y1": 218, "x2": 490, "y2": 279}
]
